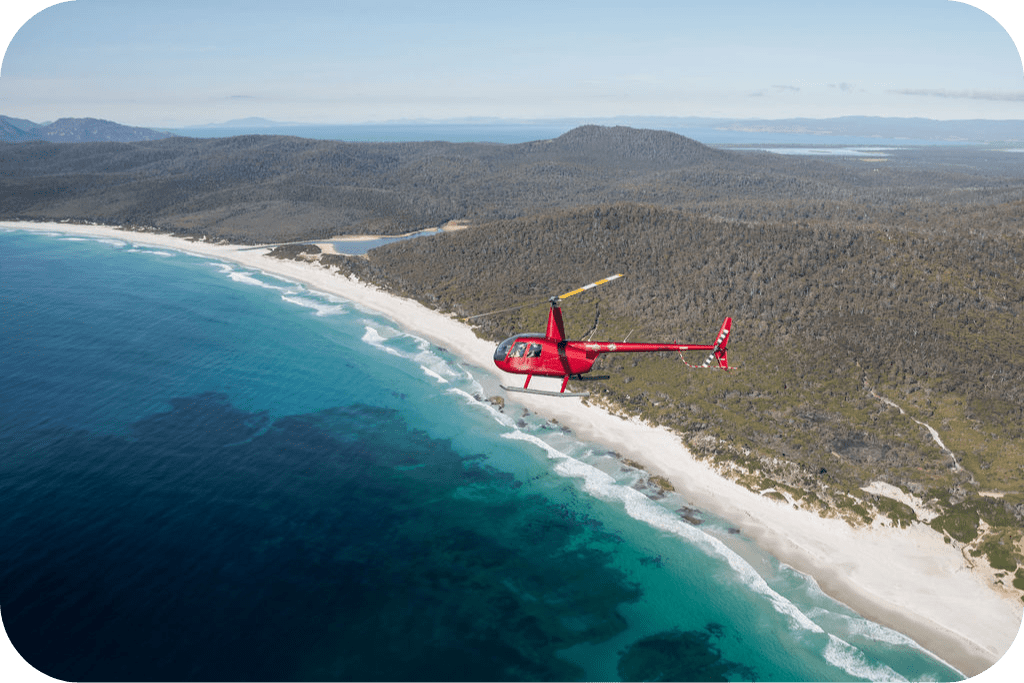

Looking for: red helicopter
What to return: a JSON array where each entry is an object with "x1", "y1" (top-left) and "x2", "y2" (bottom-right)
[{"x1": 473, "y1": 274, "x2": 731, "y2": 397}]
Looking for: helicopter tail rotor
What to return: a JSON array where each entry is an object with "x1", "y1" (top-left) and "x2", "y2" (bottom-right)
[
  {"x1": 678, "y1": 317, "x2": 732, "y2": 370},
  {"x1": 708, "y1": 316, "x2": 731, "y2": 369}
]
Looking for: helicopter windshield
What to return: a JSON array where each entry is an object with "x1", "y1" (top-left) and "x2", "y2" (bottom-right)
[{"x1": 494, "y1": 337, "x2": 517, "y2": 362}]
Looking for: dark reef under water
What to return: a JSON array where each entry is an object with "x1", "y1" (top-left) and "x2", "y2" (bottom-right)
[{"x1": 2, "y1": 392, "x2": 714, "y2": 681}]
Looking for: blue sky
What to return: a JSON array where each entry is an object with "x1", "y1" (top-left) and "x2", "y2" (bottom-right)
[{"x1": 0, "y1": 1, "x2": 1023, "y2": 126}]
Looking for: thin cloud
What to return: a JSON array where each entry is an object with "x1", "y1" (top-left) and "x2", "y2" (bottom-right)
[
  {"x1": 891, "y1": 88, "x2": 1024, "y2": 102},
  {"x1": 749, "y1": 85, "x2": 801, "y2": 98}
]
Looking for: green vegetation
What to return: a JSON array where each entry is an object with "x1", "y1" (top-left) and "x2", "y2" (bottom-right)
[
  {"x1": 972, "y1": 532, "x2": 1019, "y2": 573},
  {"x1": 5, "y1": 125, "x2": 1023, "y2": 584},
  {"x1": 267, "y1": 243, "x2": 321, "y2": 259},
  {"x1": 649, "y1": 475, "x2": 675, "y2": 492},
  {"x1": 872, "y1": 497, "x2": 917, "y2": 529},
  {"x1": 337, "y1": 139, "x2": 1024, "y2": 578},
  {"x1": 931, "y1": 509, "x2": 981, "y2": 544}
]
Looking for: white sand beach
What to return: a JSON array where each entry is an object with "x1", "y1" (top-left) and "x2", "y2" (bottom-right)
[{"x1": 7, "y1": 220, "x2": 1023, "y2": 678}]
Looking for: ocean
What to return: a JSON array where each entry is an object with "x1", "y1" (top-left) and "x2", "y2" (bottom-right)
[{"x1": 0, "y1": 227, "x2": 965, "y2": 681}]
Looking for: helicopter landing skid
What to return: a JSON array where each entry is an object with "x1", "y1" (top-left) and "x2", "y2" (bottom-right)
[{"x1": 501, "y1": 385, "x2": 590, "y2": 398}]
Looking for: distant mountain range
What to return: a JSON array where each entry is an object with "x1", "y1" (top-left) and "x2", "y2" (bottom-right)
[
  {"x1": 174, "y1": 115, "x2": 1024, "y2": 144},
  {"x1": 699, "y1": 115, "x2": 1024, "y2": 143},
  {"x1": 0, "y1": 116, "x2": 175, "y2": 143},
  {"x1": 4, "y1": 122, "x2": 1022, "y2": 245},
  {"x1": 4, "y1": 114, "x2": 1023, "y2": 145}
]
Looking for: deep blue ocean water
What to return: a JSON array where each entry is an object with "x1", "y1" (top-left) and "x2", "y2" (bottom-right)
[{"x1": 0, "y1": 227, "x2": 965, "y2": 682}]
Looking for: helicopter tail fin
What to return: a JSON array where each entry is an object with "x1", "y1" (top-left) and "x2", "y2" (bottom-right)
[
  {"x1": 676, "y1": 317, "x2": 731, "y2": 370},
  {"x1": 704, "y1": 317, "x2": 731, "y2": 369}
]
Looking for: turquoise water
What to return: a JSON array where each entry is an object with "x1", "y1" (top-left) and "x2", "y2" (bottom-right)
[{"x1": 0, "y1": 227, "x2": 964, "y2": 681}]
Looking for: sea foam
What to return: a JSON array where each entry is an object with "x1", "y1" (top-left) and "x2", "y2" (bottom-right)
[
  {"x1": 360, "y1": 323, "x2": 468, "y2": 386},
  {"x1": 280, "y1": 294, "x2": 347, "y2": 317},
  {"x1": 823, "y1": 634, "x2": 907, "y2": 682},
  {"x1": 500, "y1": 428, "x2": 914, "y2": 682}
]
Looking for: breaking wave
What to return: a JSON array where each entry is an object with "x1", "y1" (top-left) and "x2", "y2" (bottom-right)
[
  {"x1": 360, "y1": 323, "x2": 470, "y2": 387},
  {"x1": 500, "y1": 429, "x2": 915, "y2": 682}
]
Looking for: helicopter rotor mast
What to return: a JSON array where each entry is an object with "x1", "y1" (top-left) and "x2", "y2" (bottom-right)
[{"x1": 546, "y1": 273, "x2": 623, "y2": 341}]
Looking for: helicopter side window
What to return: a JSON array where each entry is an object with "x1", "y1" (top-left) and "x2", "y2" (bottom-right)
[
  {"x1": 527, "y1": 343, "x2": 542, "y2": 358},
  {"x1": 510, "y1": 342, "x2": 528, "y2": 358}
]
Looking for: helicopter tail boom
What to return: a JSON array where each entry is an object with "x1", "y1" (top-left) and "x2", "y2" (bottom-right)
[{"x1": 568, "y1": 316, "x2": 732, "y2": 369}]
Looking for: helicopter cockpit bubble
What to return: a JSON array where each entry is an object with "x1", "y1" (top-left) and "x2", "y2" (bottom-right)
[{"x1": 494, "y1": 337, "x2": 517, "y2": 362}]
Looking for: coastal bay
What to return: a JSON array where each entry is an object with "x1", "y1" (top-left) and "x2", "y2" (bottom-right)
[{"x1": 4, "y1": 220, "x2": 1020, "y2": 678}]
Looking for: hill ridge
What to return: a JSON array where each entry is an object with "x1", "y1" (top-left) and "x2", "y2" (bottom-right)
[
  {"x1": 540, "y1": 124, "x2": 724, "y2": 163},
  {"x1": 0, "y1": 115, "x2": 174, "y2": 143},
  {"x1": 3, "y1": 124, "x2": 1022, "y2": 244}
]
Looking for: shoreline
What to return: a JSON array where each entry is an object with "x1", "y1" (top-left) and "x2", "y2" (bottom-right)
[{"x1": 6, "y1": 220, "x2": 1022, "y2": 677}]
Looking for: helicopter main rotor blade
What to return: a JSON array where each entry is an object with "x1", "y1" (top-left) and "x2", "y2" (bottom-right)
[
  {"x1": 555, "y1": 274, "x2": 624, "y2": 302},
  {"x1": 464, "y1": 273, "x2": 624, "y2": 321}
]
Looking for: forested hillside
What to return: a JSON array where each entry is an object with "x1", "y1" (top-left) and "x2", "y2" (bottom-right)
[
  {"x1": 7, "y1": 125, "x2": 1024, "y2": 586},
  {"x1": 3, "y1": 125, "x2": 1022, "y2": 242},
  {"x1": 340, "y1": 198, "x2": 1024, "y2": 588}
]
